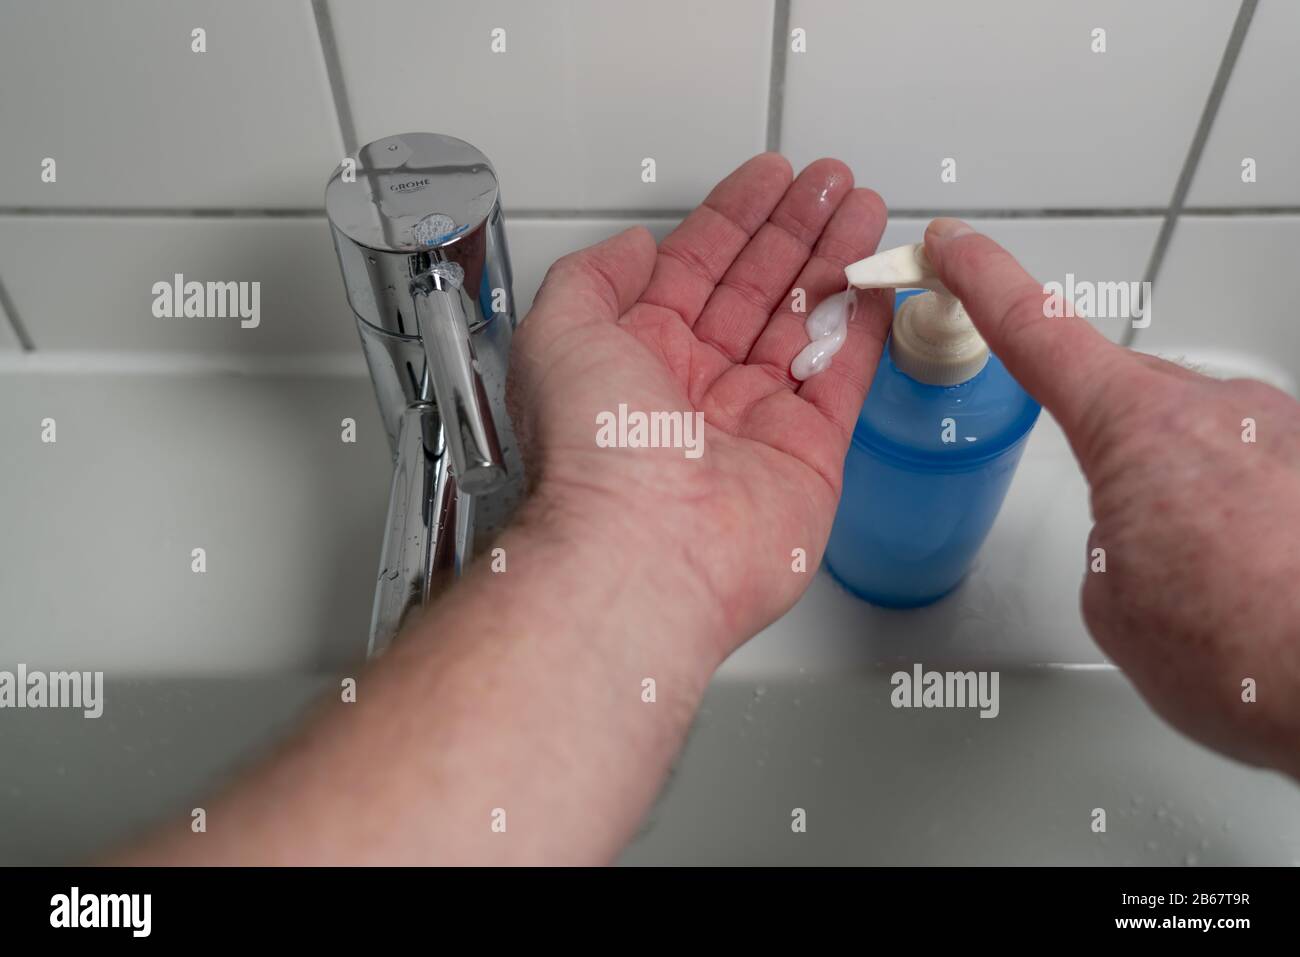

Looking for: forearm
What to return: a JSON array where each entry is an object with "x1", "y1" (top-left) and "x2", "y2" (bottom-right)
[{"x1": 118, "y1": 496, "x2": 726, "y2": 865}]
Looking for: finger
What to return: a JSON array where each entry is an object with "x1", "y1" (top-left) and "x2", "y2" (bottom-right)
[
  {"x1": 637, "y1": 153, "x2": 793, "y2": 328},
  {"x1": 692, "y1": 158, "x2": 855, "y2": 363},
  {"x1": 923, "y1": 218, "x2": 1140, "y2": 440},
  {"x1": 791, "y1": 192, "x2": 892, "y2": 436},
  {"x1": 530, "y1": 226, "x2": 658, "y2": 325},
  {"x1": 745, "y1": 187, "x2": 889, "y2": 395}
]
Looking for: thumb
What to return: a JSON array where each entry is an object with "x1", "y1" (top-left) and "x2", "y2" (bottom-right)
[{"x1": 923, "y1": 218, "x2": 1137, "y2": 449}]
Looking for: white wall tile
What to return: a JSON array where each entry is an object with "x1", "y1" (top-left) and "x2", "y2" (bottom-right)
[
  {"x1": 1188, "y1": 2, "x2": 1300, "y2": 206},
  {"x1": 0, "y1": 0, "x2": 342, "y2": 208},
  {"x1": 882, "y1": 217, "x2": 1161, "y2": 344},
  {"x1": 329, "y1": 0, "x2": 772, "y2": 211},
  {"x1": 506, "y1": 218, "x2": 676, "y2": 315},
  {"x1": 0, "y1": 216, "x2": 358, "y2": 353},
  {"x1": 784, "y1": 0, "x2": 1236, "y2": 209},
  {"x1": 1139, "y1": 216, "x2": 1300, "y2": 382}
]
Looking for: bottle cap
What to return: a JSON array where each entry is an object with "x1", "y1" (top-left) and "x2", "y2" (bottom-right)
[{"x1": 844, "y1": 242, "x2": 989, "y2": 386}]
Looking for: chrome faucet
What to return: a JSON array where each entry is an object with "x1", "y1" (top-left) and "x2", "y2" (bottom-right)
[{"x1": 325, "y1": 133, "x2": 524, "y2": 657}]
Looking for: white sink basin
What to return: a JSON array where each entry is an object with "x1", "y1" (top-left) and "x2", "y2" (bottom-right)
[
  {"x1": 1, "y1": 355, "x2": 1297, "y2": 864},
  {"x1": 0, "y1": 360, "x2": 387, "y2": 673},
  {"x1": 0, "y1": 672, "x2": 1295, "y2": 865}
]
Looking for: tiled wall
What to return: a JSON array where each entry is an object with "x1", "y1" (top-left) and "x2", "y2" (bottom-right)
[{"x1": 1, "y1": 0, "x2": 1296, "y2": 382}]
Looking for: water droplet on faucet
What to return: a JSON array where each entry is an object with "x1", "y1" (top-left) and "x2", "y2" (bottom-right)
[{"x1": 414, "y1": 213, "x2": 459, "y2": 247}]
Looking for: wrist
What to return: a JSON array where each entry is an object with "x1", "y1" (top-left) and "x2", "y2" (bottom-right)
[
  {"x1": 496, "y1": 478, "x2": 732, "y2": 682},
  {"x1": 357, "y1": 484, "x2": 723, "y2": 863}
]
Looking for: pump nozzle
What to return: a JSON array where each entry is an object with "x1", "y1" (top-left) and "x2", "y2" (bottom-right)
[{"x1": 845, "y1": 242, "x2": 989, "y2": 386}]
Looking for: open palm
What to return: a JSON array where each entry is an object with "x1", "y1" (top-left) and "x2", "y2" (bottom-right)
[{"x1": 508, "y1": 154, "x2": 890, "y2": 648}]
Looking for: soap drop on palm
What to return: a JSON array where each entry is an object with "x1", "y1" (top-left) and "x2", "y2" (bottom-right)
[
  {"x1": 792, "y1": 289, "x2": 856, "y2": 381},
  {"x1": 806, "y1": 289, "x2": 856, "y2": 338}
]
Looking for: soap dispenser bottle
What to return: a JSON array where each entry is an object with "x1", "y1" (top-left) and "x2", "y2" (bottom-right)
[{"x1": 825, "y1": 242, "x2": 1041, "y2": 607}]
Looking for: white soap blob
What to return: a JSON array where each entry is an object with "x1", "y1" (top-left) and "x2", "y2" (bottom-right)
[
  {"x1": 806, "y1": 289, "x2": 857, "y2": 338},
  {"x1": 792, "y1": 320, "x2": 848, "y2": 379},
  {"x1": 791, "y1": 289, "x2": 855, "y2": 381}
]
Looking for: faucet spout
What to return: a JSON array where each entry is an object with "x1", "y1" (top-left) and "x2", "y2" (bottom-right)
[
  {"x1": 368, "y1": 403, "x2": 470, "y2": 656},
  {"x1": 410, "y1": 267, "x2": 507, "y2": 496}
]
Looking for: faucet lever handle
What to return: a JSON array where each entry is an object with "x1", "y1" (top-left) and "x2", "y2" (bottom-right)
[{"x1": 411, "y1": 269, "x2": 507, "y2": 496}]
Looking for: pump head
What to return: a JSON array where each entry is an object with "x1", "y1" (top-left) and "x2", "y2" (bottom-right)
[{"x1": 845, "y1": 242, "x2": 989, "y2": 386}]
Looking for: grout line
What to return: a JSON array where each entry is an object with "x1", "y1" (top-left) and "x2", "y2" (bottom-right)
[
  {"x1": 507, "y1": 208, "x2": 688, "y2": 221},
  {"x1": 0, "y1": 273, "x2": 35, "y2": 352},
  {"x1": 311, "y1": 0, "x2": 358, "y2": 156},
  {"x1": 0, "y1": 207, "x2": 325, "y2": 219},
  {"x1": 8, "y1": 205, "x2": 1299, "y2": 222},
  {"x1": 0, "y1": 206, "x2": 682, "y2": 221},
  {"x1": 0, "y1": 351, "x2": 369, "y2": 377},
  {"x1": 507, "y1": 207, "x2": 1180, "y2": 222},
  {"x1": 1181, "y1": 205, "x2": 1300, "y2": 216},
  {"x1": 1128, "y1": 0, "x2": 1258, "y2": 349},
  {"x1": 766, "y1": 0, "x2": 791, "y2": 152},
  {"x1": 3, "y1": 202, "x2": 1296, "y2": 224},
  {"x1": 888, "y1": 207, "x2": 1170, "y2": 220}
]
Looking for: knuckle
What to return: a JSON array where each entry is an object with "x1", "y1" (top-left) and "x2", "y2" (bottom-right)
[{"x1": 999, "y1": 284, "x2": 1053, "y2": 333}]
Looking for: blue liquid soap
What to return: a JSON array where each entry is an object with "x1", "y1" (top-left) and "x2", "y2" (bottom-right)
[{"x1": 825, "y1": 285, "x2": 1041, "y2": 608}]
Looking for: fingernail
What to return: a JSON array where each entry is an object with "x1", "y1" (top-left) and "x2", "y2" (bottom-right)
[{"x1": 928, "y1": 217, "x2": 974, "y2": 243}]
